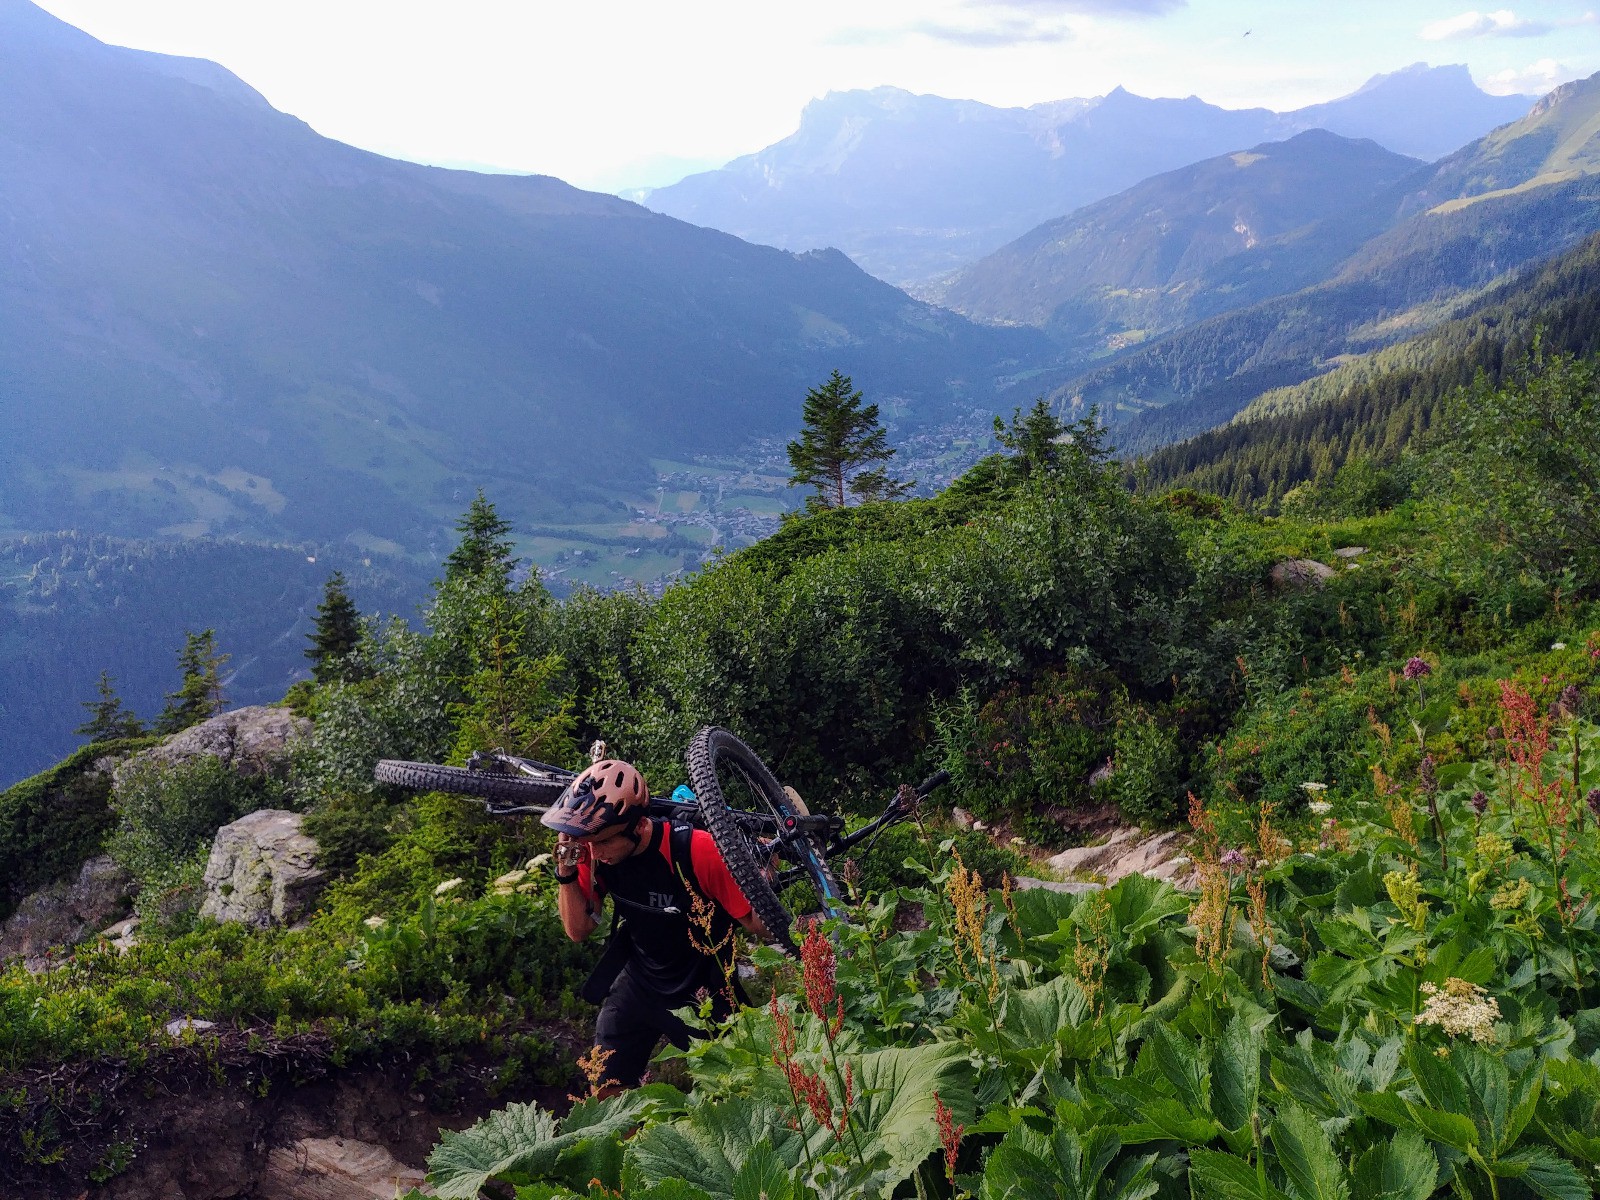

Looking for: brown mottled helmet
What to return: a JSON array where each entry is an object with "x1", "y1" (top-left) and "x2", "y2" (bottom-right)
[{"x1": 540, "y1": 759, "x2": 650, "y2": 838}]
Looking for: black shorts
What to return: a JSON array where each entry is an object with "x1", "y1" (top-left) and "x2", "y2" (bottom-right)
[{"x1": 592, "y1": 964, "x2": 734, "y2": 1087}]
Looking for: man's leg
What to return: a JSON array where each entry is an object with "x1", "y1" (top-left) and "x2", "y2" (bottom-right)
[{"x1": 592, "y1": 971, "x2": 665, "y2": 1088}]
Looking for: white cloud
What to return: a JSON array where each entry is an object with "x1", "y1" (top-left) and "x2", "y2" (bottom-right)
[
  {"x1": 1419, "y1": 9, "x2": 1585, "y2": 40},
  {"x1": 970, "y1": 0, "x2": 1184, "y2": 12},
  {"x1": 1481, "y1": 56, "x2": 1579, "y2": 93}
]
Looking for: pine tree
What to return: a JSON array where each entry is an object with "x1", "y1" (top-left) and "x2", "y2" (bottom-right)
[
  {"x1": 786, "y1": 371, "x2": 912, "y2": 512},
  {"x1": 157, "y1": 629, "x2": 229, "y2": 734},
  {"x1": 443, "y1": 490, "x2": 516, "y2": 585},
  {"x1": 306, "y1": 570, "x2": 364, "y2": 684},
  {"x1": 75, "y1": 670, "x2": 145, "y2": 743},
  {"x1": 994, "y1": 399, "x2": 1070, "y2": 476}
]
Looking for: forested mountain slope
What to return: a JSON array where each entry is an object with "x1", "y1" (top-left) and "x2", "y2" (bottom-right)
[
  {"x1": 0, "y1": 535, "x2": 431, "y2": 787},
  {"x1": 943, "y1": 130, "x2": 1423, "y2": 347},
  {"x1": 0, "y1": 0, "x2": 1046, "y2": 551},
  {"x1": 1134, "y1": 232, "x2": 1600, "y2": 505},
  {"x1": 1060, "y1": 72, "x2": 1600, "y2": 453}
]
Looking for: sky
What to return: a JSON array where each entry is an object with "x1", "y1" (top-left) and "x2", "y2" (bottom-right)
[{"x1": 34, "y1": 0, "x2": 1600, "y2": 192}]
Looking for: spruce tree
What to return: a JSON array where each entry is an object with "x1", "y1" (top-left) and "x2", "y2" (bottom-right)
[
  {"x1": 443, "y1": 490, "x2": 516, "y2": 585},
  {"x1": 786, "y1": 370, "x2": 912, "y2": 511},
  {"x1": 306, "y1": 570, "x2": 364, "y2": 683},
  {"x1": 157, "y1": 629, "x2": 229, "y2": 734},
  {"x1": 76, "y1": 670, "x2": 145, "y2": 743},
  {"x1": 994, "y1": 399, "x2": 1070, "y2": 476}
]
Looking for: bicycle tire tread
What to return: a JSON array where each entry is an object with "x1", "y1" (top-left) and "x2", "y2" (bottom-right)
[
  {"x1": 373, "y1": 760, "x2": 565, "y2": 807},
  {"x1": 685, "y1": 728, "x2": 799, "y2": 953}
]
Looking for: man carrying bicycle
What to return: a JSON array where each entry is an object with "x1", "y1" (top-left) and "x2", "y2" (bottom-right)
[{"x1": 544, "y1": 758, "x2": 770, "y2": 1091}]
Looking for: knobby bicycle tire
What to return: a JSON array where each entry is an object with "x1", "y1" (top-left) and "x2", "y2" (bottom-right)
[
  {"x1": 684, "y1": 727, "x2": 843, "y2": 952},
  {"x1": 373, "y1": 760, "x2": 566, "y2": 808}
]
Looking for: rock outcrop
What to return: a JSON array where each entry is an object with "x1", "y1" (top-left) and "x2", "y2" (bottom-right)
[
  {"x1": 1045, "y1": 826, "x2": 1193, "y2": 888},
  {"x1": 1269, "y1": 559, "x2": 1336, "y2": 590},
  {"x1": 0, "y1": 855, "x2": 135, "y2": 968},
  {"x1": 114, "y1": 705, "x2": 309, "y2": 785},
  {"x1": 261, "y1": 1136, "x2": 425, "y2": 1200},
  {"x1": 199, "y1": 810, "x2": 327, "y2": 928}
]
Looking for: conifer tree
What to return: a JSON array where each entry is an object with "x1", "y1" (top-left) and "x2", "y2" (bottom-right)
[
  {"x1": 786, "y1": 370, "x2": 911, "y2": 511},
  {"x1": 306, "y1": 570, "x2": 364, "y2": 683},
  {"x1": 157, "y1": 629, "x2": 229, "y2": 734},
  {"x1": 443, "y1": 490, "x2": 516, "y2": 585},
  {"x1": 994, "y1": 399, "x2": 1070, "y2": 476},
  {"x1": 76, "y1": 670, "x2": 145, "y2": 743}
]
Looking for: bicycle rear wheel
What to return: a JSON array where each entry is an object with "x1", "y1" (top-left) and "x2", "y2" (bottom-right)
[
  {"x1": 684, "y1": 727, "x2": 845, "y2": 952},
  {"x1": 373, "y1": 760, "x2": 567, "y2": 809}
]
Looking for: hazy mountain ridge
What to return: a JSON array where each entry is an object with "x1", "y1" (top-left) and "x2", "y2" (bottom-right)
[
  {"x1": 640, "y1": 66, "x2": 1534, "y2": 287},
  {"x1": 0, "y1": 0, "x2": 1048, "y2": 552}
]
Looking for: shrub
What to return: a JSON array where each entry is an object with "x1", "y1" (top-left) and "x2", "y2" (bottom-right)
[{"x1": 109, "y1": 756, "x2": 278, "y2": 924}]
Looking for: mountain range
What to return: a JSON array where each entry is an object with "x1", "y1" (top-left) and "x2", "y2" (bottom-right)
[
  {"x1": 639, "y1": 66, "x2": 1534, "y2": 288},
  {"x1": 0, "y1": 0, "x2": 1045, "y2": 555},
  {"x1": 1051, "y1": 70, "x2": 1600, "y2": 452}
]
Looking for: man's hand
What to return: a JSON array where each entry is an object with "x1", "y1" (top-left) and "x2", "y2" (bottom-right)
[{"x1": 556, "y1": 835, "x2": 591, "y2": 872}]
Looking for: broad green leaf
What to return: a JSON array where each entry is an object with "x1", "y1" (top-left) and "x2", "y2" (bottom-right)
[
  {"x1": 979, "y1": 1122, "x2": 1157, "y2": 1200},
  {"x1": 1356, "y1": 1091, "x2": 1479, "y2": 1151},
  {"x1": 731, "y1": 1144, "x2": 795, "y2": 1200},
  {"x1": 1488, "y1": 1147, "x2": 1592, "y2": 1200},
  {"x1": 1213, "y1": 1009, "x2": 1264, "y2": 1133},
  {"x1": 630, "y1": 1183, "x2": 718, "y2": 1200},
  {"x1": 1143, "y1": 1024, "x2": 1211, "y2": 1116},
  {"x1": 1189, "y1": 1148, "x2": 1290, "y2": 1200},
  {"x1": 843, "y1": 1041, "x2": 977, "y2": 1183},
  {"x1": 1270, "y1": 1102, "x2": 1349, "y2": 1200},
  {"x1": 1350, "y1": 1130, "x2": 1438, "y2": 1200},
  {"x1": 624, "y1": 1095, "x2": 806, "y2": 1195},
  {"x1": 1095, "y1": 873, "x2": 1190, "y2": 946},
  {"x1": 1002, "y1": 973, "x2": 1093, "y2": 1047},
  {"x1": 425, "y1": 1104, "x2": 563, "y2": 1199}
]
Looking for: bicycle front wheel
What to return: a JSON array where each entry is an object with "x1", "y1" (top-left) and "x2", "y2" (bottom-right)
[{"x1": 373, "y1": 760, "x2": 567, "y2": 810}]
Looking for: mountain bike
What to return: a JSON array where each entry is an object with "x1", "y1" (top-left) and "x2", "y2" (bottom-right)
[{"x1": 374, "y1": 726, "x2": 948, "y2": 950}]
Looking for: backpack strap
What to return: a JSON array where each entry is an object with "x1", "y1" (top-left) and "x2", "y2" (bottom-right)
[{"x1": 669, "y1": 822, "x2": 700, "y2": 896}]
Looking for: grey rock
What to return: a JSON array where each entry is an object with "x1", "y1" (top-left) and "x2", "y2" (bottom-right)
[
  {"x1": 1012, "y1": 877, "x2": 1103, "y2": 895},
  {"x1": 951, "y1": 806, "x2": 975, "y2": 831},
  {"x1": 1269, "y1": 559, "x2": 1337, "y2": 590},
  {"x1": 199, "y1": 810, "x2": 327, "y2": 928},
  {"x1": 115, "y1": 705, "x2": 310, "y2": 785},
  {"x1": 261, "y1": 1136, "x2": 425, "y2": 1200},
  {"x1": 165, "y1": 1017, "x2": 217, "y2": 1037},
  {"x1": 1045, "y1": 827, "x2": 1194, "y2": 888},
  {"x1": 0, "y1": 854, "x2": 135, "y2": 966},
  {"x1": 1333, "y1": 545, "x2": 1368, "y2": 558},
  {"x1": 1087, "y1": 758, "x2": 1116, "y2": 788}
]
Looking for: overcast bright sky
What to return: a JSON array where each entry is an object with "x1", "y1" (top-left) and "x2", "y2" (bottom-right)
[{"x1": 34, "y1": 0, "x2": 1600, "y2": 192}]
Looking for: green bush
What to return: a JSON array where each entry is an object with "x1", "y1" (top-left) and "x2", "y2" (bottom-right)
[
  {"x1": 0, "y1": 736, "x2": 156, "y2": 919},
  {"x1": 109, "y1": 755, "x2": 280, "y2": 925},
  {"x1": 1109, "y1": 701, "x2": 1184, "y2": 825}
]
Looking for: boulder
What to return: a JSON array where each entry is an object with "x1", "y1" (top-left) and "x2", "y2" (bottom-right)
[
  {"x1": 199, "y1": 810, "x2": 327, "y2": 928},
  {"x1": 115, "y1": 705, "x2": 310, "y2": 785},
  {"x1": 261, "y1": 1136, "x2": 425, "y2": 1200},
  {"x1": 1012, "y1": 877, "x2": 1103, "y2": 895},
  {"x1": 1045, "y1": 827, "x2": 1193, "y2": 888},
  {"x1": 0, "y1": 855, "x2": 135, "y2": 967},
  {"x1": 1269, "y1": 559, "x2": 1336, "y2": 590}
]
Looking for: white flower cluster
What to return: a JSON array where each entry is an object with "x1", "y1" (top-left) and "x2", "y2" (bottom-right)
[
  {"x1": 1415, "y1": 978, "x2": 1500, "y2": 1044},
  {"x1": 493, "y1": 855, "x2": 555, "y2": 896}
]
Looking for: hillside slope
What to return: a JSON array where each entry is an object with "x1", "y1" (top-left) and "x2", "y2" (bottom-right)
[
  {"x1": 0, "y1": 0, "x2": 1047, "y2": 550},
  {"x1": 1134, "y1": 232, "x2": 1600, "y2": 504},
  {"x1": 943, "y1": 130, "x2": 1423, "y2": 346}
]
